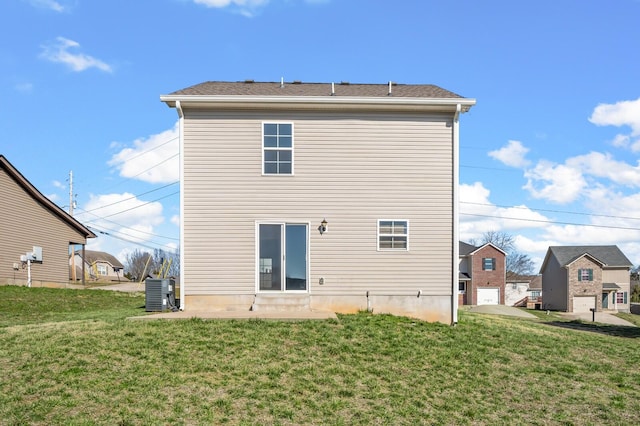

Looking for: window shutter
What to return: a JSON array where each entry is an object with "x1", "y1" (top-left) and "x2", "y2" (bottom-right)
[
  {"x1": 624, "y1": 292, "x2": 628, "y2": 304},
  {"x1": 578, "y1": 269, "x2": 582, "y2": 281},
  {"x1": 588, "y1": 269, "x2": 593, "y2": 281}
]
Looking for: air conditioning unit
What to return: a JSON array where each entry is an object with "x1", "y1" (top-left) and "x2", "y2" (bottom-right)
[{"x1": 145, "y1": 278, "x2": 178, "y2": 312}]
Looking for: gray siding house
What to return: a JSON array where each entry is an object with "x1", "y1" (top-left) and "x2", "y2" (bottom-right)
[
  {"x1": 540, "y1": 245, "x2": 632, "y2": 313},
  {"x1": 161, "y1": 80, "x2": 475, "y2": 324},
  {"x1": 1, "y1": 155, "x2": 95, "y2": 286}
]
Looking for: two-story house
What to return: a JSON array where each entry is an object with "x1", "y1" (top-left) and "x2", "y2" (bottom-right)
[
  {"x1": 540, "y1": 245, "x2": 632, "y2": 313},
  {"x1": 459, "y1": 241, "x2": 507, "y2": 305},
  {"x1": 160, "y1": 80, "x2": 475, "y2": 324}
]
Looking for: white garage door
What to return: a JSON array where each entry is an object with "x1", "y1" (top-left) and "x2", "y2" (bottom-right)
[
  {"x1": 477, "y1": 288, "x2": 500, "y2": 305},
  {"x1": 573, "y1": 296, "x2": 596, "y2": 313}
]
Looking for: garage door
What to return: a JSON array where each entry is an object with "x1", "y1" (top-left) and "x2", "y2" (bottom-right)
[
  {"x1": 573, "y1": 296, "x2": 596, "y2": 313},
  {"x1": 477, "y1": 288, "x2": 500, "y2": 305}
]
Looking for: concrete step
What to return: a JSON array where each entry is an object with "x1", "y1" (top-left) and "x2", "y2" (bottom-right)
[{"x1": 251, "y1": 294, "x2": 310, "y2": 312}]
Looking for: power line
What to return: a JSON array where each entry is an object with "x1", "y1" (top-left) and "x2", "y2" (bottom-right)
[
  {"x1": 87, "y1": 224, "x2": 178, "y2": 254},
  {"x1": 460, "y1": 212, "x2": 640, "y2": 232},
  {"x1": 76, "y1": 207, "x2": 179, "y2": 241},
  {"x1": 80, "y1": 181, "x2": 179, "y2": 214},
  {"x1": 461, "y1": 201, "x2": 640, "y2": 222},
  {"x1": 96, "y1": 191, "x2": 179, "y2": 220}
]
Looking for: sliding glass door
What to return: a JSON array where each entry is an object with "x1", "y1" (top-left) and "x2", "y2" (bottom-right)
[{"x1": 258, "y1": 223, "x2": 308, "y2": 292}]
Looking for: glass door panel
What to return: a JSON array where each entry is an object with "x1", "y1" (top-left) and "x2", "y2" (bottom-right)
[
  {"x1": 285, "y1": 224, "x2": 307, "y2": 291},
  {"x1": 259, "y1": 224, "x2": 282, "y2": 291}
]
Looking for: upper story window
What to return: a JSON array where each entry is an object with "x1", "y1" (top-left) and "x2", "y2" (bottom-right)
[
  {"x1": 263, "y1": 123, "x2": 293, "y2": 175},
  {"x1": 578, "y1": 268, "x2": 593, "y2": 281},
  {"x1": 482, "y1": 257, "x2": 496, "y2": 271},
  {"x1": 378, "y1": 220, "x2": 408, "y2": 251}
]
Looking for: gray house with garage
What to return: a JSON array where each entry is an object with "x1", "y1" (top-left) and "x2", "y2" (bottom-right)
[{"x1": 540, "y1": 245, "x2": 632, "y2": 313}]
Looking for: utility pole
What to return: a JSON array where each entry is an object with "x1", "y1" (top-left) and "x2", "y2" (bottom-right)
[{"x1": 69, "y1": 170, "x2": 74, "y2": 216}]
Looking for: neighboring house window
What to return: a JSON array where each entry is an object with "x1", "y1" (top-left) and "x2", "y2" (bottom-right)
[
  {"x1": 529, "y1": 290, "x2": 541, "y2": 298},
  {"x1": 482, "y1": 258, "x2": 496, "y2": 271},
  {"x1": 263, "y1": 123, "x2": 293, "y2": 175},
  {"x1": 378, "y1": 220, "x2": 408, "y2": 250},
  {"x1": 578, "y1": 268, "x2": 593, "y2": 281},
  {"x1": 458, "y1": 282, "x2": 466, "y2": 293},
  {"x1": 616, "y1": 291, "x2": 628, "y2": 304},
  {"x1": 97, "y1": 264, "x2": 108, "y2": 276}
]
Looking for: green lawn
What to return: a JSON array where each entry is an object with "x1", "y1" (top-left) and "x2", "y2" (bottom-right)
[{"x1": 1, "y1": 286, "x2": 639, "y2": 425}]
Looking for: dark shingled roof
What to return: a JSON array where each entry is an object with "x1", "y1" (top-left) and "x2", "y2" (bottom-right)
[
  {"x1": 459, "y1": 241, "x2": 478, "y2": 256},
  {"x1": 81, "y1": 250, "x2": 124, "y2": 269},
  {"x1": 167, "y1": 81, "x2": 465, "y2": 99},
  {"x1": 549, "y1": 245, "x2": 633, "y2": 268}
]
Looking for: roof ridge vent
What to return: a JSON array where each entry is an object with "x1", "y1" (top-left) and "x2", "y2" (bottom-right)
[
  {"x1": 340, "y1": 81, "x2": 350, "y2": 85},
  {"x1": 244, "y1": 79, "x2": 254, "y2": 83},
  {"x1": 292, "y1": 80, "x2": 302, "y2": 84}
]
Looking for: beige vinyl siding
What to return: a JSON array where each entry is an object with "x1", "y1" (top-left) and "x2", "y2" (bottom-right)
[
  {"x1": 0, "y1": 169, "x2": 88, "y2": 284},
  {"x1": 182, "y1": 110, "x2": 454, "y2": 296},
  {"x1": 541, "y1": 254, "x2": 568, "y2": 311}
]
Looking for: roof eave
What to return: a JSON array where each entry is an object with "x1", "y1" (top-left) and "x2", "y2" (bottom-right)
[{"x1": 160, "y1": 95, "x2": 476, "y2": 112}]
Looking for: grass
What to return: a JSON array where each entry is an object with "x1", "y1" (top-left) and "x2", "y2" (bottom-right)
[{"x1": 1, "y1": 286, "x2": 639, "y2": 425}]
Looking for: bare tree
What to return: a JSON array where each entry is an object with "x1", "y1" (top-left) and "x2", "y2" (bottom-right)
[
  {"x1": 124, "y1": 249, "x2": 155, "y2": 282},
  {"x1": 153, "y1": 248, "x2": 180, "y2": 278},
  {"x1": 478, "y1": 231, "x2": 535, "y2": 279}
]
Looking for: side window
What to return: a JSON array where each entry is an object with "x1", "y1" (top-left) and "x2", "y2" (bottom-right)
[
  {"x1": 263, "y1": 123, "x2": 293, "y2": 175},
  {"x1": 378, "y1": 220, "x2": 408, "y2": 250},
  {"x1": 578, "y1": 268, "x2": 593, "y2": 281},
  {"x1": 482, "y1": 257, "x2": 496, "y2": 271}
]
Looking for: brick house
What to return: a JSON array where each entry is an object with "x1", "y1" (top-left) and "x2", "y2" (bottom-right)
[
  {"x1": 540, "y1": 245, "x2": 632, "y2": 313},
  {"x1": 459, "y1": 241, "x2": 507, "y2": 305}
]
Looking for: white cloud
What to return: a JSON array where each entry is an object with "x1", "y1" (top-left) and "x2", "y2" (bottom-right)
[
  {"x1": 488, "y1": 140, "x2": 530, "y2": 168},
  {"x1": 523, "y1": 160, "x2": 587, "y2": 204},
  {"x1": 15, "y1": 82, "x2": 34, "y2": 93},
  {"x1": 589, "y1": 97, "x2": 640, "y2": 136},
  {"x1": 566, "y1": 152, "x2": 640, "y2": 187},
  {"x1": 78, "y1": 193, "x2": 164, "y2": 245},
  {"x1": 194, "y1": 0, "x2": 269, "y2": 17},
  {"x1": 589, "y1": 97, "x2": 640, "y2": 153},
  {"x1": 26, "y1": 0, "x2": 66, "y2": 12},
  {"x1": 459, "y1": 182, "x2": 550, "y2": 242},
  {"x1": 47, "y1": 193, "x2": 60, "y2": 202},
  {"x1": 171, "y1": 215, "x2": 181, "y2": 226},
  {"x1": 40, "y1": 37, "x2": 113, "y2": 73},
  {"x1": 52, "y1": 180, "x2": 65, "y2": 189},
  {"x1": 108, "y1": 122, "x2": 179, "y2": 184}
]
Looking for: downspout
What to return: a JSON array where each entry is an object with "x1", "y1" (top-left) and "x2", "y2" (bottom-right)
[
  {"x1": 176, "y1": 100, "x2": 185, "y2": 311},
  {"x1": 452, "y1": 103, "x2": 461, "y2": 325}
]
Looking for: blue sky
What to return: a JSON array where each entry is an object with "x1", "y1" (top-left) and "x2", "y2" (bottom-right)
[{"x1": 2, "y1": 0, "x2": 640, "y2": 271}]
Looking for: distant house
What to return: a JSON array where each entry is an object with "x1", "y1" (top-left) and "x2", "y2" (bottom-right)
[
  {"x1": 70, "y1": 250, "x2": 127, "y2": 282},
  {"x1": 0, "y1": 155, "x2": 96, "y2": 287},
  {"x1": 459, "y1": 241, "x2": 507, "y2": 305},
  {"x1": 161, "y1": 80, "x2": 476, "y2": 324},
  {"x1": 505, "y1": 274, "x2": 542, "y2": 308},
  {"x1": 540, "y1": 245, "x2": 632, "y2": 313}
]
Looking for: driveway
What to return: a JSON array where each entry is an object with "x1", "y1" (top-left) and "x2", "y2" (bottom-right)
[
  {"x1": 465, "y1": 305, "x2": 537, "y2": 318},
  {"x1": 558, "y1": 311, "x2": 636, "y2": 327}
]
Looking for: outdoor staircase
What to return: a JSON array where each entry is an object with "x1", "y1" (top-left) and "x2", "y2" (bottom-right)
[
  {"x1": 251, "y1": 294, "x2": 311, "y2": 312},
  {"x1": 513, "y1": 296, "x2": 529, "y2": 308}
]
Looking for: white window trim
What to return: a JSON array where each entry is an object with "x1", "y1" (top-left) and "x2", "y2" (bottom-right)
[
  {"x1": 254, "y1": 221, "x2": 310, "y2": 293},
  {"x1": 262, "y1": 121, "x2": 294, "y2": 176},
  {"x1": 377, "y1": 219, "x2": 409, "y2": 251}
]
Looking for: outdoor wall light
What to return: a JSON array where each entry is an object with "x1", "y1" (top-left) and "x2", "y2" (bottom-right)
[{"x1": 320, "y1": 218, "x2": 328, "y2": 234}]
